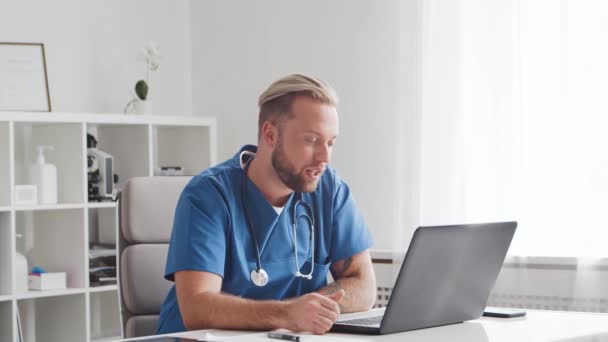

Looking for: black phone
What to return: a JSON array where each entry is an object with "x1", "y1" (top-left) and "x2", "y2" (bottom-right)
[{"x1": 483, "y1": 307, "x2": 527, "y2": 318}]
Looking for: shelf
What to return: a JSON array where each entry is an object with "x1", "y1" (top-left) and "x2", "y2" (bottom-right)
[
  {"x1": 90, "y1": 291, "x2": 121, "y2": 341},
  {"x1": 154, "y1": 125, "x2": 211, "y2": 175},
  {"x1": 0, "y1": 122, "x2": 10, "y2": 207},
  {"x1": 0, "y1": 112, "x2": 216, "y2": 127},
  {"x1": 0, "y1": 301, "x2": 12, "y2": 342},
  {"x1": 0, "y1": 113, "x2": 216, "y2": 341},
  {"x1": 14, "y1": 203, "x2": 85, "y2": 211},
  {"x1": 16, "y1": 209, "x2": 86, "y2": 288},
  {"x1": 0, "y1": 213, "x2": 11, "y2": 296},
  {"x1": 92, "y1": 336, "x2": 122, "y2": 342},
  {"x1": 18, "y1": 293, "x2": 87, "y2": 342},
  {"x1": 88, "y1": 285, "x2": 118, "y2": 293},
  {"x1": 88, "y1": 123, "x2": 150, "y2": 190},
  {"x1": 88, "y1": 206, "x2": 118, "y2": 246},
  {"x1": 88, "y1": 206, "x2": 118, "y2": 292},
  {"x1": 15, "y1": 288, "x2": 87, "y2": 300},
  {"x1": 87, "y1": 202, "x2": 118, "y2": 209},
  {"x1": 13, "y1": 122, "x2": 85, "y2": 204}
]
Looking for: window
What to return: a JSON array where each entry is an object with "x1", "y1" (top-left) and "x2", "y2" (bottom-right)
[{"x1": 416, "y1": 0, "x2": 608, "y2": 257}]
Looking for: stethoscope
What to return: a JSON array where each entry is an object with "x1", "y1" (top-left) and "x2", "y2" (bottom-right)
[{"x1": 241, "y1": 156, "x2": 316, "y2": 287}]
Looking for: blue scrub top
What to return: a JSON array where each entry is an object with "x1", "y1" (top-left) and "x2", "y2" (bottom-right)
[{"x1": 157, "y1": 145, "x2": 373, "y2": 334}]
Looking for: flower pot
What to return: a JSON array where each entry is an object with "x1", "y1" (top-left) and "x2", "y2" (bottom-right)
[{"x1": 134, "y1": 100, "x2": 150, "y2": 115}]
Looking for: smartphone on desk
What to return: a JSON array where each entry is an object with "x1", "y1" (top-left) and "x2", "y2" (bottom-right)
[{"x1": 483, "y1": 307, "x2": 527, "y2": 318}]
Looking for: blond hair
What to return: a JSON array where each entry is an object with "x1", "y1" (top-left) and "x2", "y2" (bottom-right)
[{"x1": 257, "y1": 74, "x2": 338, "y2": 138}]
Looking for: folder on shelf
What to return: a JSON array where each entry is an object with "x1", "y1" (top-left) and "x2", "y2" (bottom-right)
[{"x1": 90, "y1": 266, "x2": 117, "y2": 286}]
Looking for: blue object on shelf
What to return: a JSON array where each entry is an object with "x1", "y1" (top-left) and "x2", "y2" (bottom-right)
[{"x1": 30, "y1": 266, "x2": 46, "y2": 274}]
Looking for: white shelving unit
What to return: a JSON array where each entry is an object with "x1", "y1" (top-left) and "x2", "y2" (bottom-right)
[{"x1": 0, "y1": 112, "x2": 217, "y2": 342}]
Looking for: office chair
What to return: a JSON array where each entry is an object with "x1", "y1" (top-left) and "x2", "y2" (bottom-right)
[{"x1": 119, "y1": 176, "x2": 191, "y2": 338}]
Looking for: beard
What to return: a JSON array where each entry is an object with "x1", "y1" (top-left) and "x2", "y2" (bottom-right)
[{"x1": 271, "y1": 139, "x2": 320, "y2": 193}]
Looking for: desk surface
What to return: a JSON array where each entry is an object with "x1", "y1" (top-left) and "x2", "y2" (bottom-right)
[{"x1": 124, "y1": 310, "x2": 608, "y2": 342}]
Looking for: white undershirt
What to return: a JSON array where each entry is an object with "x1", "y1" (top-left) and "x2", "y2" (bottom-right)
[{"x1": 239, "y1": 150, "x2": 284, "y2": 215}]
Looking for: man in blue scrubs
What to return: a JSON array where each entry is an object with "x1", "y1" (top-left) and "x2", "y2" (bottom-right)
[{"x1": 158, "y1": 74, "x2": 376, "y2": 335}]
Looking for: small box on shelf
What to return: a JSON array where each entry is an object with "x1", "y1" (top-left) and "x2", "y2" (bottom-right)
[
  {"x1": 15, "y1": 185, "x2": 38, "y2": 206},
  {"x1": 28, "y1": 272, "x2": 67, "y2": 291}
]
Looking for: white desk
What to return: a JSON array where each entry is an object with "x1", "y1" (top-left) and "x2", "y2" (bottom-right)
[{"x1": 123, "y1": 310, "x2": 608, "y2": 342}]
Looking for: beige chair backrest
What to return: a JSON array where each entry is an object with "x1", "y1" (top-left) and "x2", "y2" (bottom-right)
[{"x1": 119, "y1": 176, "x2": 191, "y2": 338}]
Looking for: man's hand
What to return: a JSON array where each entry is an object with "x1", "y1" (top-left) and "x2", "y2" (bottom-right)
[
  {"x1": 318, "y1": 250, "x2": 377, "y2": 313},
  {"x1": 282, "y1": 290, "x2": 345, "y2": 334}
]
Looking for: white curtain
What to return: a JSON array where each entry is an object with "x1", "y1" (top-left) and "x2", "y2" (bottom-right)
[
  {"x1": 514, "y1": 0, "x2": 608, "y2": 257},
  {"x1": 406, "y1": 0, "x2": 608, "y2": 258}
]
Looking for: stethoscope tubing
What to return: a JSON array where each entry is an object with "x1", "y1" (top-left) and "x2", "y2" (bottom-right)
[
  {"x1": 241, "y1": 157, "x2": 316, "y2": 286},
  {"x1": 293, "y1": 201, "x2": 315, "y2": 279},
  {"x1": 241, "y1": 159, "x2": 264, "y2": 274}
]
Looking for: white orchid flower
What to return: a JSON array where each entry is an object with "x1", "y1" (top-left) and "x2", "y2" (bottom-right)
[{"x1": 143, "y1": 42, "x2": 161, "y2": 71}]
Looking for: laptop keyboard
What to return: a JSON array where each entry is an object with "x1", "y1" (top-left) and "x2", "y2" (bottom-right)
[{"x1": 338, "y1": 315, "x2": 383, "y2": 326}]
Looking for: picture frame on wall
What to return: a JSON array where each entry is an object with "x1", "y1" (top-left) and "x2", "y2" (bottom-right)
[{"x1": 0, "y1": 42, "x2": 51, "y2": 112}]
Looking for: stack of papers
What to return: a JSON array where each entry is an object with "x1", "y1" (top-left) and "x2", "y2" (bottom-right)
[{"x1": 89, "y1": 244, "x2": 117, "y2": 286}]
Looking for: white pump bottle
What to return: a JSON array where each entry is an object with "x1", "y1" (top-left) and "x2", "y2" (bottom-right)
[
  {"x1": 30, "y1": 146, "x2": 58, "y2": 204},
  {"x1": 15, "y1": 234, "x2": 29, "y2": 293}
]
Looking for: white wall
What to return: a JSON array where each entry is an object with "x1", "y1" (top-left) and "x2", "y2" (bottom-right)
[
  {"x1": 0, "y1": 0, "x2": 192, "y2": 116},
  {"x1": 2, "y1": 0, "x2": 419, "y2": 249},
  {"x1": 191, "y1": 0, "x2": 417, "y2": 249}
]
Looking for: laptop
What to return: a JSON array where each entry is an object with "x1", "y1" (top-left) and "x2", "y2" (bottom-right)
[{"x1": 331, "y1": 221, "x2": 517, "y2": 335}]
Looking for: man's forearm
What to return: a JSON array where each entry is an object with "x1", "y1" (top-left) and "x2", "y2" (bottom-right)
[
  {"x1": 318, "y1": 276, "x2": 376, "y2": 313},
  {"x1": 181, "y1": 291, "x2": 286, "y2": 331}
]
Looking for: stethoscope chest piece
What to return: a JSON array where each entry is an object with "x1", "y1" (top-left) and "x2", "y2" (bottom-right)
[{"x1": 250, "y1": 268, "x2": 269, "y2": 287}]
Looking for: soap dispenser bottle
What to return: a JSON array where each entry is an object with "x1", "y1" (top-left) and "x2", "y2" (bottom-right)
[
  {"x1": 30, "y1": 146, "x2": 58, "y2": 204},
  {"x1": 15, "y1": 234, "x2": 29, "y2": 293}
]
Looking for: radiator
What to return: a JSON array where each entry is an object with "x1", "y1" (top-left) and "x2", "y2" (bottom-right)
[{"x1": 371, "y1": 252, "x2": 608, "y2": 313}]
